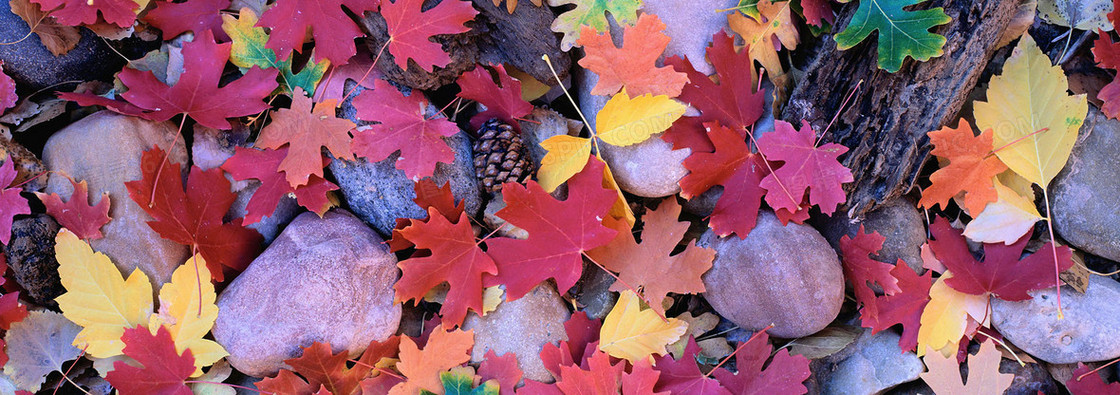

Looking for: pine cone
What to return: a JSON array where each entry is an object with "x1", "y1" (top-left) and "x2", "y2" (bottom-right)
[{"x1": 472, "y1": 119, "x2": 532, "y2": 193}]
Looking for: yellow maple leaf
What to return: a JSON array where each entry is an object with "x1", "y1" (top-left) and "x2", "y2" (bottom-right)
[
  {"x1": 974, "y1": 34, "x2": 1087, "y2": 188},
  {"x1": 538, "y1": 89, "x2": 684, "y2": 192},
  {"x1": 921, "y1": 340, "x2": 1014, "y2": 394},
  {"x1": 916, "y1": 272, "x2": 989, "y2": 358},
  {"x1": 599, "y1": 290, "x2": 687, "y2": 363},
  {"x1": 727, "y1": 0, "x2": 799, "y2": 96},
  {"x1": 149, "y1": 254, "x2": 228, "y2": 377},
  {"x1": 55, "y1": 229, "x2": 153, "y2": 358}
]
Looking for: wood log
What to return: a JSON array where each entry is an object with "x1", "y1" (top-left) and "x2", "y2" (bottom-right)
[{"x1": 781, "y1": 0, "x2": 1020, "y2": 217}]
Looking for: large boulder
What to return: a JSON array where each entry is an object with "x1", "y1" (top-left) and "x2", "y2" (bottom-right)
[
  {"x1": 213, "y1": 211, "x2": 401, "y2": 377},
  {"x1": 699, "y1": 211, "x2": 844, "y2": 338},
  {"x1": 42, "y1": 111, "x2": 190, "y2": 288},
  {"x1": 463, "y1": 284, "x2": 571, "y2": 382},
  {"x1": 1052, "y1": 107, "x2": 1120, "y2": 262},
  {"x1": 992, "y1": 276, "x2": 1120, "y2": 364}
]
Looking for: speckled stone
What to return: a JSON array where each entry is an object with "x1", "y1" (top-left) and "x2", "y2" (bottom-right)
[
  {"x1": 463, "y1": 283, "x2": 571, "y2": 382},
  {"x1": 213, "y1": 211, "x2": 401, "y2": 377},
  {"x1": 0, "y1": 1, "x2": 125, "y2": 91},
  {"x1": 1053, "y1": 107, "x2": 1120, "y2": 262},
  {"x1": 42, "y1": 111, "x2": 189, "y2": 288},
  {"x1": 992, "y1": 276, "x2": 1120, "y2": 364},
  {"x1": 699, "y1": 211, "x2": 844, "y2": 338},
  {"x1": 5, "y1": 215, "x2": 62, "y2": 306}
]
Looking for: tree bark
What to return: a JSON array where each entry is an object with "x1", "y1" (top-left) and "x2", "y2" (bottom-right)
[{"x1": 781, "y1": 0, "x2": 1020, "y2": 217}]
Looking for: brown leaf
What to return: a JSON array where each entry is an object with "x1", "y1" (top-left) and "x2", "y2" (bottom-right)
[
  {"x1": 786, "y1": 326, "x2": 862, "y2": 359},
  {"x1": 8, "y1": 0, "x2": 80, "y2": 56}
]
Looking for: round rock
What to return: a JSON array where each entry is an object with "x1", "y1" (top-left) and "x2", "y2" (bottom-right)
[
  {"x1": 213, "y1": 210, "x2": 401, "y2": 377},
  {"x1": 991, "y1": 275, "x2": 1120, "y2": 364},
  {"x1": 814, "y1": 197, "x2": 926, "y2": 273},
  {"x1": 1053, "y1": 107, "x2": 1120, "y2": 262},
  {"x1": 818, "y1": 329, "x2": 924, "y2": 395},
  {"x1": 0, "y1": 1, "x2": 125, "y2": 91},
  {"x1": 42, "y1": 111, "x2": 190, "y2": 288},
  {"x1": 463, "y1": 283, "x2": 570, "y2": 382},
  {"x1": 699, "y1": 211, "x2": 844, "y2": 338}
]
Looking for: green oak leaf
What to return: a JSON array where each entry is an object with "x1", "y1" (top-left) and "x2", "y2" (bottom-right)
[
  {"x1": 419, "y1": 367, "x2": 499, "y2": 395},
  {"x1": 548, "y1": 0, "x2": 642, "y2": 51},
  {"x1": 735, "y1": 0, "x2": 762, "y2": 19},
  {"x1": 222, "y1": 8, "x2": 329, "y2": 97},
  {"x1": 833, "y1": 0, "x2": 951, "y2": 72}
]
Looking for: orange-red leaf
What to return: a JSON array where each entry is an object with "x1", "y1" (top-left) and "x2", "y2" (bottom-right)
[
  {"x1": 576, "y1": 13, "x2": 688, "y2": 97},
  {"x1": 255, "y1": 89, "x2": 355, "y2": 187},
  {"x1": 918, "y1": 119, "x2": 1007, "y2": 215},
  {"x1": 381, "y1": 0, "x2": 478, "y2": 71},
  {"x1": 259, "y1": 336, "x2": 401, "y2": 395},
  {"x1": 35, "y1": 178, "x2": 111, "y2": 240},
  {"x1": 391, "y1": 325, "x2": 474, "y2": 395}
]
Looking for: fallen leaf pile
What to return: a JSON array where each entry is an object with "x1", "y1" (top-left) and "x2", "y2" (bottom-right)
[{"x1": 0, "y1": 0, "x2": 1117, "y2": 393}]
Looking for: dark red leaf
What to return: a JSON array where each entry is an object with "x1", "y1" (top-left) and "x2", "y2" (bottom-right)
[
  {"x1": 221, "y1": 147, "x2": 338, "y2": 225},
  {"x1": 711, "y1": 332, "x2": 810, "y2": 395},
  {"x1": 1068, "y1": 363, "x2": 1120, "y2": 395},
  {"x1": 541, "y1": 312, "x2": 603, "y2": 380},
  {"x1": 144, "y1": 0, "x2": 231, "y2": 41},
  {"x1": 105, "y1": 325, "x2": 194, "y2": 395},
  {"x1": 840, "y1": 226, "x2": 901, "y2": 323},
  {"x1": 678, "y1": 121, "x2": 767, "y2": 239},
  {"x1": 257, "y1": 0, "x2": 382, "y2": 64},
  {"x1": 652, "y1": 337, "x2": 729, "y2": 395},
  {"x1": 30, "y1": 0, "x2": 137, "y2": 27},
  {"x1": 456, "y1": 64, "x2": 533, "y2": 130},
  {"x1": 34, "y1": 177, "x2": 111, "y2": 240},
  {"x1": 862, "y1": 263, "x2": 932, "y2": 352},
  {"x1": 0, "y1": 160, "x2": 29, "y2": 245},
  {"x1": 380, "y1": 0, "x2": 478, "y2": 71},
  {"x1": 0, "y1": 62, "x2": 15, "y2": 113},
  {"x1": 0, "y1": 292, "x2": 28, "y2": 330}
]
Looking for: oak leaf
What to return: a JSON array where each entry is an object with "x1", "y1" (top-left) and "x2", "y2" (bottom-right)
[
  {"x1": 145, "y1": 0, "x2": 230, "y2": 41},
  {"x1": 920, "y1": 340, "x2": 1013, "y2": 394},
  {"x1": 221, "y1": 146, "x2": 339, "y2": 225},
  {"x1": 833, "y1": 0, "x2": 951, "y2": 72},
  {"x1": 598, "y1": 290, "x2": 687, "y2": 363},
  {"x1": 34, "y1": 177, "x2": 111, "y2": 240},
  {"x1": 918, "y1": 119, "x2": 1008, "y2": 215},
  {"x1": 586, "y1": 199, "x2": 714, "y2": 317},
  {"x1": 756, "y1": 120, "x2": 852, "y2": 215},
  {"x1": 483, "y1": 157, "x2": 617, "y2": 300},
  {"x1": 105, "y1": 325, "x2": 195, "y2": 395},
  {"x1": 396, "y1": 209, "x2": 498, "y2": 327},
  {"x1": 381, "y1": 0, "x2": 478, "y2": 71},
  {"x1": 548, "y1": 0, "x2": 641, "y2": 50},
  {"x1": 256, "y1": 0, "x2": 381, "y2": 65},
  {"x1": 255, "y1": 88, "x2": 355, "y2": 187},
  {"x1": 456, "y1": 64, "x2": 533, "y2": 130},
  {"x1": 576, "y1": 13, "x2": 688, "y2": 97},
  {"x1": 147, "y1": 254, "x2": 227, "y2": 376},
  {"x1": 391, "y1": 325, "x2": 474, "y2": 395},
  {"x1": 679, "y1": 122, "x2": 767, "y2": 238},
  {"x1": 55, "y1": 229, "x2": 153, "y2": 358},
  {"x1": 352, "y1": 79, "x2": 461, "y2": 179},
  {"x1": 0, "y1": 160, "x2": 29, "y2": 245},
  {"x1": 126, "y1": 147, "x2": 263, "y2": 282}
]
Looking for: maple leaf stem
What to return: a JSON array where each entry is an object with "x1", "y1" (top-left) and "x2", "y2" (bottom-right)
[
  {"x1": 0, "y1": 4, "x2": 57, "y2": 46},
  {"x1": 346, "y1": 358, "x2": 406, "y2": 380},
  {"x1": 746, "y1": 127, "x2": 798, "y2": 208},
  {"x1": 1075, "y1": 357, "x2": 1120, "y2": 381},
  {"x1": 974, "y1": 330, "x2": 1025, "y2": 367},
  {"x1": 580, "y1": 251, "x2": 666, "y2": 322},
  {"x1": 817, "y1": 79, "x2": 862, "y2": 147},
  {"x1": 53, "y1": 346, "x2": 90, "y2": 395},
  {"x1": 987, "y1": 128, "x2": 1048, "y2": 158},
  {"x1": 426, "y1": 96, "x2": 462, "y2": 122},
  {"x1": 704, "y1": 324, "x2": 774, "y2": 378},
  {"x1": 184, "y1": 381, "x2": 271, "y2": 394},
  {"x1": 192, "y1": 252, "x2": 203, "y2": 317},
  {"x1": 149, "y1": 115, "x2": 188, "y2": 208},
  {"x1": 1040, "y1": 187, "x2": 1065, "y2": 319},
  {"x1": 541, "y1": 55, "x2": 596, "y2": 141},
  {"x1": 341, "y1": 38, "x2": 391, "y2": 102}
]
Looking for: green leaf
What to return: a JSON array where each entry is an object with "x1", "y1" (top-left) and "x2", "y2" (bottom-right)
[
  {"x1": 419, "y1": 367, "x2": 499, "y2": 395},
  {"x1": 735, "y1": 0, "x2": 762, "y2": 19},
  {"x1": 833, "y1": 0, "x2": 951, "y2": 72},
  {"x1": 548, "y1": 0, "x2": 643, "y2": 50},
  {"x1": 221, "y1": 7, "x2": 329, "y2": 96}
]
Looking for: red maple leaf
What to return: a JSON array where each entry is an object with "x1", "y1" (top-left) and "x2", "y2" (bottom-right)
[
  {"x1": 126, "y1": 147, "x2": 262, "y2": 282},
  {"x1": 710, "y1": 331, "x2": 810, "y2": 395},
  {"x1": 862, "y1": 263, "x2": 932, "y2": 352},
  {"x1": 652, "y1": 337, "x2": 730, "y2": 394},
  {"x1": 0, "y1": 62, "x2": 15, "y2": 113},
  {"x1": 30, "y1": 0, "x2": 137, "y2": 27},
  {"x1": 482, "y1": 157, "x2": 617, "y2": 300},
  {"x1": 114, "y1": 30, "x2": 278, "y2": 129},
  {"x1": 756, "y1": 120, "x2": 852, "y2": 215},
  {"x1": 257, "y1": 0, "x2": 382, "y2": 65},
  {"x1": 254, "y1": 90, "x2": 355, "y2": 187},
  {"x1": 478, "y1": 350, "x2": 523, "y2": 395},
  {"x1": 396, "y1": 209, "x2": 498, "y2": 327},
  {"x1": 540, "y1": 311, "x2": 602, "y2": 379},
  {"x1": 456, "y1": 64, "x2": 533, "y2": 130},
  {"x1": 221, "y1": 147, "x2": 338, "y2": 224},
  {"x1": 840, "y1": 226, "x2": 902, "y2": 323},
  {"x1": 0, "y1": 160, "x2": 29, "y2": 245},
  {"x1": 624, "y1": 358, "x2": 666, "y2": 395},
  {"x1": 678, "y1": 121, "x2": 767, "y2": 239},
  {"x1": 34, "y1": 177, "x2": 111, "y2": 240},
  {"x1": 576, "y1": 13, "x2": 689, "y2": 97},
  {"x1": 380, "y1": 0, "x2": 478, "y2": 71},
  {"x1": 259, "y1": 339, "x2": 399, "y2": 395},
  {"x1": 314, "y1": 50, "x2": 381, "y2": 102},
  {"x1": 928, "y1": 217, "x2": 1073, "y2": 301},
  {"x1": 555, "y1": 349, "x2": 626, "y2": 394},
  {"x1": 388, "y1": 179, "x2": 464, "y2": 251},
  {"x1": 0, "y1": 292, "x2": 28, "y2": 331},
  {"x1": 1095, "y1": 23, "x2": 1120, "y2": 119},
  {"x1": 800, "y1": 0, "x2": 835, "y2": 26},
  {"x1": 1068, "y1": 363, "x2": 1120, "y2": 395},
  {"x1": 351, "y1": 79, "x2": 461, "y2": 179},
  {"x1": 105, "y1": 325, "x2": 195, "y2": 395},
  {"x1": 144, "y1": 0, "x2": 231, "y2": 41},
  {"x1": 663, "y1": 31, "x2": 765, "y2": 152}
]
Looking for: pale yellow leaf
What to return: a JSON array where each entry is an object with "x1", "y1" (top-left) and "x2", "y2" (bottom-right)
[
  {"x1": 1037, "y1": 0, "x2": 1113, "y2": 31},
  {"x1": 148, "y1": 254, "x2": 228, "y2": 377},
  {"x1": 916, "y1": 272, "x2": 989, "y2": 358},
  {"x1": 921, "y1": 341, "x2": 1014, "y2": 394},
  {"x1": 55, "y1": 229, "x2": 153, "y2": 358},
  {"x1": 599, "y1": 290, "x2": 687, "y2": 363},
  {"x1": 964, "y1": 179, "x2": 1043, "y2": 244},
  {"x1": 599, "y1": 156, "x2": 636, "y2": 225},
  {"x1": 537, "y1": 135, "x2": 592, "y2": 192},
  {"x1": 481, "y1": 286, "x2": 503, "y2": 316},
  {"x1": 974, "y1": 34, "x2": 1087, "y2": 187},
  {"x1": 595, "y1": 90, "x2": 685, "y2": 147}
]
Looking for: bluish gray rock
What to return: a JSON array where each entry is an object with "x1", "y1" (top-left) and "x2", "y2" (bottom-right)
[{"x1": 992, "y1": 275, "x2": 1120, "y2": 364}]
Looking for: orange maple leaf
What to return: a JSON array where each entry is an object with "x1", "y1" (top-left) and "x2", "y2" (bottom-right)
[
  {"x1": 390, "y1": 325, "x2": 474, "y2": 395},
  {"x1": 586, "y1": 199, "x2": 714, "y2": 316},
  {"x1": 255, "y1": 88, "x2": 355, "y2": 187},
  {"x1": 919, "y1": 119, "x2": 1008, "y2": 215},
  {"x1": 576, "y1": 13, "x2": 688, "y2": 97}
]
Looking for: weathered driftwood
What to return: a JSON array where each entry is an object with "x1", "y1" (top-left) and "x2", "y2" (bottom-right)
[{"x1": 782, "y1": 0, "x2": 1020, "y2": 217}]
